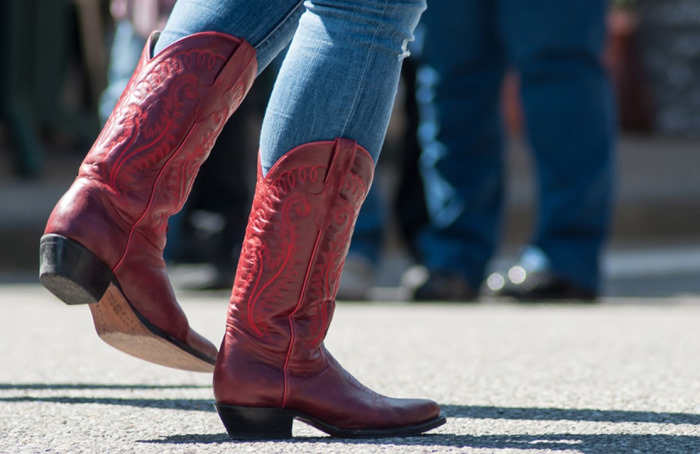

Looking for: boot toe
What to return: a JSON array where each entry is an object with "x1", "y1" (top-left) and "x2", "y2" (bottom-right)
[{"x1": 186, "y1": 329, "x2": 219, "y2": 365}]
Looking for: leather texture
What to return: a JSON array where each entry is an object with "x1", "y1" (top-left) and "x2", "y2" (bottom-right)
[
  {"x1": 44, "y1": 31, "x2": 257, "y2": 358},
  {"x1": 214, "y1": 139, "x2": 441, "y2": 430}
]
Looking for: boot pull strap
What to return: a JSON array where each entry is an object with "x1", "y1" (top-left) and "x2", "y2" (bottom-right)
[{"x1": 324, "y1": 138, "x2": 357, "y2": 194}]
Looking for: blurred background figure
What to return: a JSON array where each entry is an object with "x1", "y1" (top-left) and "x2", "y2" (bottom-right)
[
  {"x1": 1, "y1": 0, "x2": 106, "y2": 178},
  {"x1": 99, "y1": 0, "x2": 176, "y2": 125},
  {"x1": 411, "y1": 0, "x2": 617, "y2": 301}
]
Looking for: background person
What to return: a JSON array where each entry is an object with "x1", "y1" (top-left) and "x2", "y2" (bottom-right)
[{"x1": 413, "y1": 0, "x2": 617, "y2": 301}]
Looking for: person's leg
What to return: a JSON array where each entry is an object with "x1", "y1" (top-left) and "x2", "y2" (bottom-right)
[
  {"x1": 213, "y1": 0, "x2": 444, "y2": 439},
  {"x1": 502, "y1": 0, "x2": 616, "y2": 294},
  {"x1": 258, "y1": 0, "x2": 422, "y2": 172},
  {"x1": 40, "y1": 0, "x2": 304, "y2": 371},
  {"x1": 414, "y1": 0, "x2": 507, "y2": 298},
  {"x1": 155, "y1": 0, "x2": 305, "y2": 73},
  {"x1": 160, "y1": 1, "x2": 415, "y2": 303},
  {"x1": 158, "y1": 0, "x2": 412, "y2": 171}
]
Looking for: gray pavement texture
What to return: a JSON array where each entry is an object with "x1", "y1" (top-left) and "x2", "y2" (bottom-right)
[{"x1": 1, "y1": 285, "x2": 699, "y2": 453}]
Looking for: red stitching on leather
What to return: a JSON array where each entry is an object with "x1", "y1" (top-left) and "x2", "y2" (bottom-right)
[
  {"x1": 282, "y1": 229, "x2": 323, "y2": 408},
  {"x1": 247, "y1": 239, "x2": 295, "y2": 337},
  {"x1": 112, "y1": 123, "x2": 197, "y2": 272}
]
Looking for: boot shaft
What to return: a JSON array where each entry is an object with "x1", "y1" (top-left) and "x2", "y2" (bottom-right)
[
  {"x1": 39, "y1": 31, "x2": 257, "y2": 369},
  {"x1": 216, "y1": 139, "x2": 374, "y2": 406},
  {"x1": 46, "y1": 32, "x2": 257, "y2": 266},
  {"x1": 42, "y1": 31, "x2": 256, "y2": 344},
  {"x1": 214, "y1": 142, "x2": 443, "y2": 435},
  {"x1": 230, "y1": 139, "x2": 373, "y2": 348}
]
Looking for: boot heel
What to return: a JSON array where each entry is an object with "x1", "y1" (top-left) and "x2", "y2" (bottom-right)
[
  {"x1": 39, "y1": 234, "x2": 117, "y2": 305},
  {"x1": 215, "y1": 404, "x2": 295, "y2": 440}
]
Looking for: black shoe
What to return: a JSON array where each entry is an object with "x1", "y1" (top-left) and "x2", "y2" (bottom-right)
[
  {"x1": 488, "y1": 268, "x2": 597, "y2": 302},
  {"x1": 487, "y1": 245, "x2": 598, "y2": 302},
  {"x1": 413, "y1": 271, "x2": 478, "y2": 302}
]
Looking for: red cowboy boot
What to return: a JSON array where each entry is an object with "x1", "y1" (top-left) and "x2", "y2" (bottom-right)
[
  {"x1": 39, "y1": 31, "x2": 257, "y2": 372},
  {"x1": 213, "y1": 139, "x2": 445, "y2": 438}
]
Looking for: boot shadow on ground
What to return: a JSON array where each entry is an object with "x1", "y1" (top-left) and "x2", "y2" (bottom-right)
[
  {"x1": 3, "y1": 384, "x2": 699, "y2": 452},
  {"x1": 147, "y1": 433, "x2": 700, "y2": 453},
  {"x1": 145, "y1": 404, "x2": 700, "y2": 454},
  {"x1": 0, "y1": 382, "x2": 215, "y2": 412},
  {"x1": 145, "y1": 404, "x2": 700, "y2": 453},
  {"x1": 0, "y1": 383, "x2": 210, "y2": 391}
]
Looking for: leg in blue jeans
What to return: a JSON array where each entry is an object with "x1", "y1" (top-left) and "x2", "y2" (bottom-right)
[
  {"x1": 155, "y1": 0, "x2": 444, "y2": 439},
  {"x1": 502, "y1": 0, "x2": 616, "y2": 292},
  {"x1": 416, "y1": 0, "x2": 507, "y2": 290},
  {"x1": 157, "y1": 0, "x2": 425, "y2": 174}
]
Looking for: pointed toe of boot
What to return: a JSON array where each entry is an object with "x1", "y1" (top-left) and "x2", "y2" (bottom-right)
[
  {"x1": 360, "y1": 396, "x2": 446, "y2": 436},
  {"x1": 184, "y1": 329, "x2": 219, "y2": 368},
  {"x1": 350, "y1": 397, "x2": 445, "y2": 438},
  {"x1": 402, "y1": 397, "x2": 444, "y2": 425}
]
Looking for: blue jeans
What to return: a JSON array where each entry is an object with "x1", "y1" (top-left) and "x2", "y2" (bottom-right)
[
  {"x1": 155, "y1": 0, "x2": 426, "y2": 175},
  {"x1": 417, "y1": 0, "x2": 616, "y2": 292}
]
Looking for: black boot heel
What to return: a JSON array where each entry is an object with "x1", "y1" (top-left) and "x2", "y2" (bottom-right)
[
  {"x1": 39, "y1": 234, "x2": 117, "y2": 305},
  {"x1": 215, "y1": 404, "x2": 295, "y2": 440}
]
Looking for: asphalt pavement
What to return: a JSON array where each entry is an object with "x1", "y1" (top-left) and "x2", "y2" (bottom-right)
[
  {"x1": 1, "y1": 284, "x2": 699, "y2": 453},
  {"x1": 2, "y1": 135, "x2": 700, "y2": 452}
]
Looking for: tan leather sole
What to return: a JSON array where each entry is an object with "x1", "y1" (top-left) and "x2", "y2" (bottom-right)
[{"x1": 88, "y1": 284, "x2": 214, "y2": 373}]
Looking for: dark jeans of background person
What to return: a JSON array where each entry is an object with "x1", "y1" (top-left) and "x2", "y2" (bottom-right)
[{"x1": 415, "y1": 0, "x2": 617, "y2": 297}]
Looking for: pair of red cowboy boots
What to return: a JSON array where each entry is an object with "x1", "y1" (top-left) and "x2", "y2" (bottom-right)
[{"x1": 40, "y1": 31, "x2": 444, "y2": 439}]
